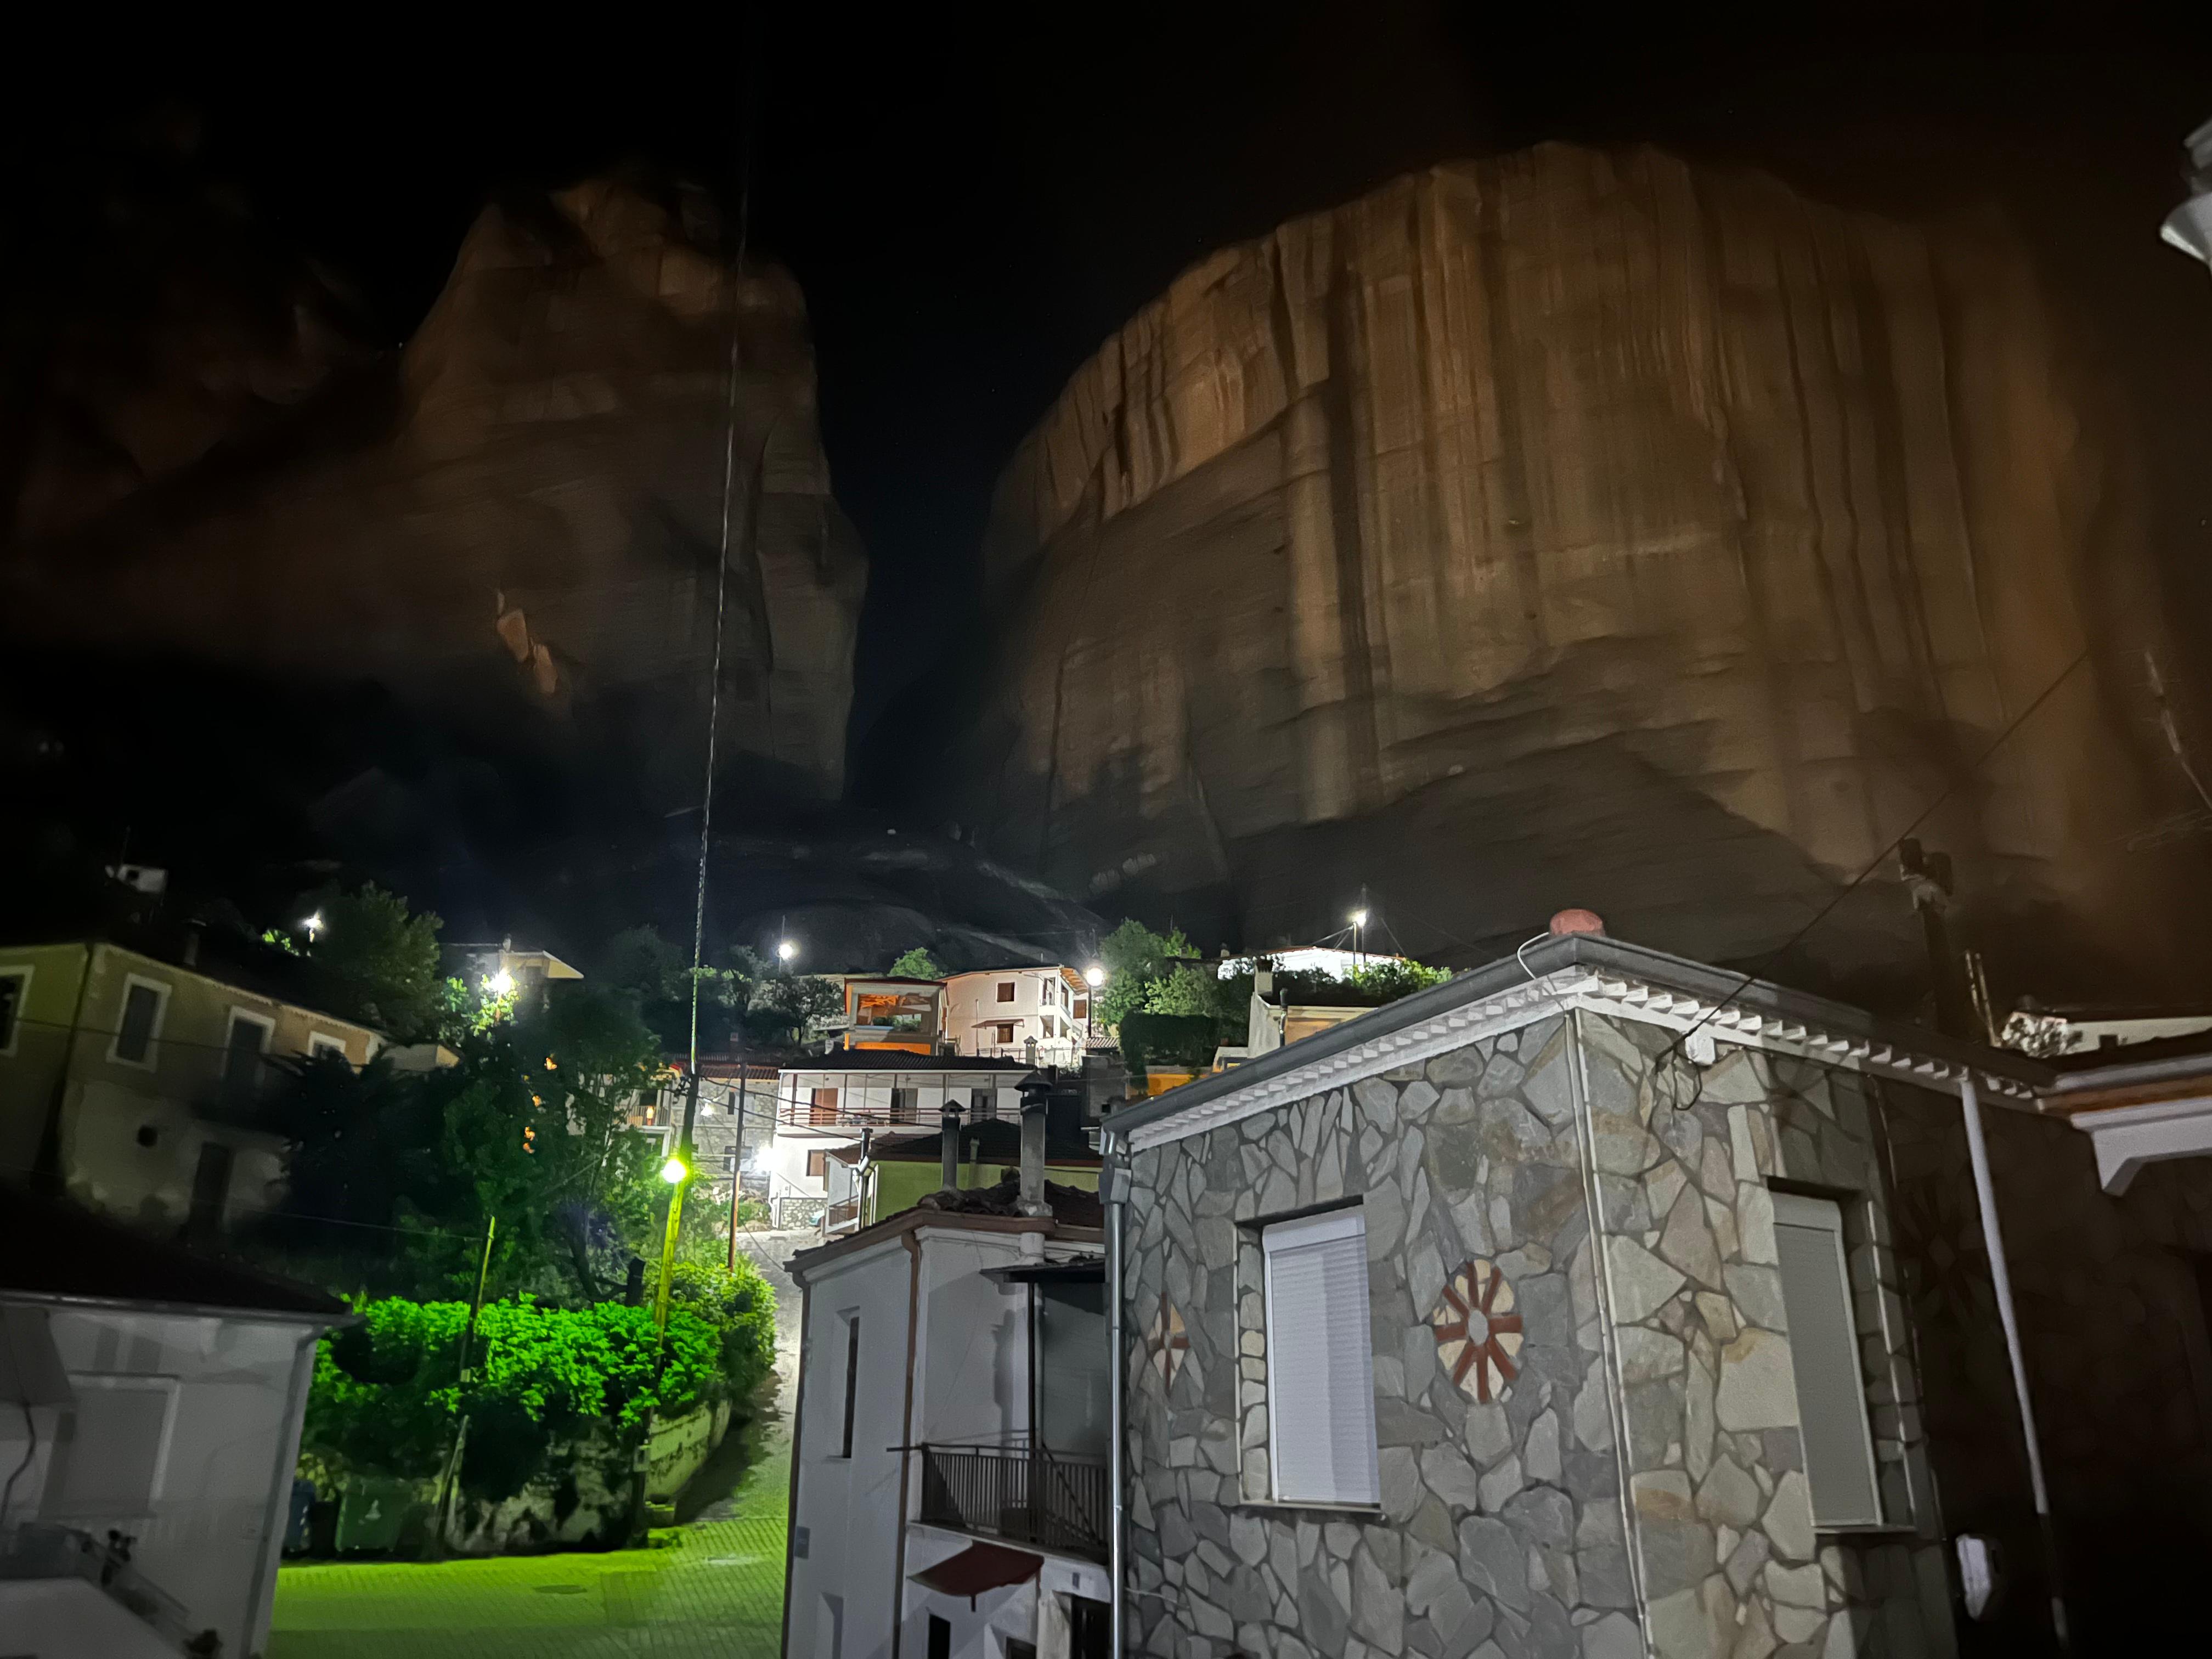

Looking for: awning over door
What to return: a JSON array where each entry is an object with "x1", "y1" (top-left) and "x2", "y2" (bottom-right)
[{"x1": 909, "y1": 1540, "x2": 1043, "y2": 1604}]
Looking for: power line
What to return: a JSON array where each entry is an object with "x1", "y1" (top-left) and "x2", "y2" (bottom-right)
[{"x1": 1651, "y1": 645, "x2": 2092, "y2": 1072}]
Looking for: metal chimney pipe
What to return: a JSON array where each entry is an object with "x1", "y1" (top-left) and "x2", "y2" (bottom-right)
[
  {"x1": 1017, "y1": 1076, "x2": 1052, "y2": 1218},
  {"x1": 939, "y1": 1099, "x2": 962, "y2": 1194}
]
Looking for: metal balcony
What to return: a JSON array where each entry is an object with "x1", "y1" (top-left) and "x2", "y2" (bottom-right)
[{"x1": 915, "y1": 1443, "x2": 1107, "y2": 1562}]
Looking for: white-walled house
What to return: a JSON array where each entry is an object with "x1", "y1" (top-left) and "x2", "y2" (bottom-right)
[
  {"x1": 781, "y1": 1178, "x2": 1110, "y2": 1659},
  {"x1": 0, "y1": 1187, "x2": 350, "y2": 1657},
  {"x1": 763, "y1": 1055, "x2": 1037, "y2": 1227},
  {"x1": 941, "y1": 968, "x2": 1091, "y2": 1068}
]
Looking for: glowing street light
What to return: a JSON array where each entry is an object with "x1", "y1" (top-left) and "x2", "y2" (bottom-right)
[
  {"x1": 659, "y1": 1153, "x2": 690, "y2": 1186},
  {"x1": 776, "y1": 939, "x2": 798, "y2": 963},
  {"x1": 488, "y1": 969, "x2": 516, "y2": 998},
  {"x1": 1084, "y1": 963, "x2": 1107, "y2": 988},
  {"x1": 301, "y1": 911, "x2": 325, "y2": 941},
  {"x1": 1350, "y1": 905, "x2": 1369, "y2": 970}
]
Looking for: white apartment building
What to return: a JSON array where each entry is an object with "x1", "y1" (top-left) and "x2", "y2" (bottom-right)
[
  {"x1": 761, "y1": 1055, "x2": 1037, "y2": 1227},
  {"x1": 781, "y1": 1169, "x2": 1109, "y2": 1659},
  {"x1": 940, "y1": 967, "x2": 1091, "y2": 1067}
]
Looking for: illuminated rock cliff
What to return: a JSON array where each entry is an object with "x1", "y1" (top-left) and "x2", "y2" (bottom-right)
[
  {"x1": 953, "y1": 145, "x2": 2182, "y2": 981},
  {"x1": 5, "y1": 178, "x2": 867, "y2": 811}
]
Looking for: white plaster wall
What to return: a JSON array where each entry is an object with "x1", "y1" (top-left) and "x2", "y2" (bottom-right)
[
  {"x1": 32, "y1": 1304, "x2": 317, "y2": 1659},
  {"x1": 915, "y1": 1232, "x2": 1031, "y2": 1448},
  {"x1": 902, "y1": 1523, "x2": 1037, "y2": 1659},
  {"x1": 788, "y1": 1236, "x2": 921, "y2": 1659}
]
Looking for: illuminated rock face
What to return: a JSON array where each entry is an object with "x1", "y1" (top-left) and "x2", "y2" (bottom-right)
[
  {"x1": 7, "y1": 179, "x2": 866, "y2": 810},
  {"x1": 957, "y1": 145, "x2": 2178, "y2": 979}
]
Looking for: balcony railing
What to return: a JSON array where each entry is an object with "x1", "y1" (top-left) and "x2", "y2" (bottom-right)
[
  {"x1": 916, "y1": 1443, "x2": 1107, "y2": 1561},
  {"x1": 0, "y1": 1524, "x2": 199, "y2": 1651},
  {"x1": 773, "y1": 1097, "x2": 1009, "y2": 1130}
]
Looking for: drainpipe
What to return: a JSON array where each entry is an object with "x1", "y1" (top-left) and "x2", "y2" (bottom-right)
[
  {"x1": 1103, "y1": 1128, "x2": 1129, "y2": 1659},
  {"x1": 1959, "y1": 1074, "x2": 2071, "y2": 1651}
]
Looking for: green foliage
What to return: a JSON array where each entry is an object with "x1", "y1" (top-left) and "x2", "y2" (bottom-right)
[
  {"x1": 303, "y1": 884, "x2": 446, "y2": 1039},
  {"x1": 1116, "y1": 1012, "x2": 1222, "y2": 1072},
  {"x1": 303, "y1": 1293, "x2": 752, "y2": 1502},
  {"x1": 1139, "y1": 963, "x2": 1226, "y2": 1019},
  {"x1": 1097, "y1": 919, "x2": 1198, "y2": 1028},
  {"x1": 748, "y1": 974, "x2": 841, "y2": 1041},
  {"x1": 888, "y1": 947, "x2": 944, "y2": 979},
  {"x1": 646, "y1": 1256, "x2": 778, "y2": 1405},
  {"x1": 262, "y1": 985, "x2": 673, "y2": 1305},
  {"x1": 1346, "y1": 958, "x2": 1452, "y2": 1000}
]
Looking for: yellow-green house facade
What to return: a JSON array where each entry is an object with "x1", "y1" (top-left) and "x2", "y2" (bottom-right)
[{"x1": 0, "y1": 940, "x2": 381, "y2": 1232}]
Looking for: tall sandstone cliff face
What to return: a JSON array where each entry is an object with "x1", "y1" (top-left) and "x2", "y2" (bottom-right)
[
  {"x1": 4, "y1": 179, "x2": 866, "y2": 811},
  {"x1": 956, "y1": 145, "x2": 2183, "y2": 981}
]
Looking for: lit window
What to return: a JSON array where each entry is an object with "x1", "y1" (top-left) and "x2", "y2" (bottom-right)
[
  {"x1": 1262, "y1": 1207, "x2": 1379, "y2": 1504},
  {"x1": 1773, "y1": 1191, "x2": 1882, "y2": 1526}
]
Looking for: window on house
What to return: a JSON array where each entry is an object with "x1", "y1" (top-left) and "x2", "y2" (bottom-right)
[
  {"x1": 891, "y1": 1087, "x2": 919, "y2": 1123},
  {"x1": 0, "y1": 968, "x2": 25, "y2": 1054},
  {"x1": 224, "y1": 1011, "x2": 273, "y2": 1096},
  {"x1": 112, "y1": 980, "x2": 166, "y2": 1065},
  {"x1": 46, "y1": 1376, "x2": 177, "y2": 1516},
  {"x1": 996, "y1": 981, "x2": 1015, "y2": 1003},
  {"x1": 839, "y1": 1313, "x2": 862, "y2": 1458},
  {"x1": 1074, "y1": 995, "x2": 1088, "y2": 1023},
  {"x1": 308, "y1": 1032, "x2": 347, "y2": 1060},
  {"x1": 806, "y1": 1150, "x2": 828, "y2": 1181},
  {"x1": 970, "y1": 1086, "x2": 993, "y2": 1120},
  {"x1": 1773, "y1": 1191, "x2": 1882, "y2": 1526},
  {"x1": 810, "y1": 1086, "x2": 840, "y2": 1125},
  {"x1": 1262, "y1": 1206, "x2": 1379, "y2": 1504},
  {"x1": 995, "y1": 1023, "x2": 1015, "y2": 1045},
  {"x1": 927, "y1": 1615, "x2": 952, "y2": 1659}
]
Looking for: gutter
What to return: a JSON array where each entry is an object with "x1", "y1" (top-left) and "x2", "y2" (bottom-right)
[
  {"x1": 2040, "y1": 1049, "x2": 2212, "y2": 1096},
  {"x1": 1103, "y1": 1127, "x2": 1128, "y2": 1659},
  {"x1": 1105, "y1": 933, "x2": 2049, "y2": 1142}
]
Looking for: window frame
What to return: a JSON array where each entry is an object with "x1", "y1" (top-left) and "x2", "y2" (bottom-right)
[
  {"x1": 1260, "y1": 1204, "x2": 1381, "y2": 1507},
  {"x1": 996, "y1": 981, "x2": 1016, "y2": 1003},
  {"x1": 108, "y1": 975, "x2": 172, "y2": 1069},
  {"x1": 0, "y1": 963, "x2": 30, "y2": 1057},
  {"x1": 1771, "y1": 1189, "x2": 1884, "y2": 1527},
  {"x1": 307, "y1": 1032, "x2": 349, "y2": 1060},
  {"x1": 47, "y1": 1373, "x2": 181, "y2": 1517},
  {"x1": 806, "y1": 1149, "x2": 829, "y2": 1182}
]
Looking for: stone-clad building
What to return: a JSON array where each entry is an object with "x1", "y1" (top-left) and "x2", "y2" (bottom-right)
[{"x1": 1105, "y1": 933, "x2": 2056, "y2": 1659}]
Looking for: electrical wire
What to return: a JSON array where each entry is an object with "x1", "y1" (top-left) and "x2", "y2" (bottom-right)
[
  {"x1": 1, "y1": 1403, "x2": 36, "y2": 1527},
  {"x1": 1651, "y1": 645, "x2": 2092, "y2": 1075}
]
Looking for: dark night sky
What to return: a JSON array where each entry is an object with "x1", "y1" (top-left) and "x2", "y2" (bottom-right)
[{"x1": 19, "y1": 7, "x2": 2212, "y2": 775}]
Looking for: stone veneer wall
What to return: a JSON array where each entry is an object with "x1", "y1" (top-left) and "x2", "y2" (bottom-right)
[{"x1": 1121, "y1": 1009, "x2": 1959, "y2": 1659}]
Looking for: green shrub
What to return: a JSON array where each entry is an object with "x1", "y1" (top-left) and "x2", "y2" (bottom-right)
[
  {"x1": 1117, "y1": 1012, "x2": 1221, "y2": 1072},
  {"x1": 303, "y1": 1286, "x2": 766, "y2": 1504}
]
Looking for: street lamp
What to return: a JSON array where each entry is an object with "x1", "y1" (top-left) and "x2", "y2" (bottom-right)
[
  {"x1": 488, "y1": 969, "x2": 515, "y2": 998},
  {"x1": 1084, "y1": 963, "x2": 1106, "y2": 988},
  {"x1": 301, "y1": 911, "x2": 324, "y2": 942},
  {"x1": 1349, "y1": 907, "x2": 1369, "y2": 969},
  {"x1": 659, "y1": 1154, "x2": 689, "y2": 1185},
  {"x1": 2163, "y1": 117, "x2": 2212, "y2": 268},
  {"x1": 777, "y1": 939, "x2": 798, "y2": 964}
]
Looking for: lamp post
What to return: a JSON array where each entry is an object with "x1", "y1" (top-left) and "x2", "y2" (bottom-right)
[
  {"x1": 2162, "y1": 117, "x2": 2212, "y2": 269},
  {"x1": 629, "y1": 1149, "x2": 690, "y2": 1541},
  {"x1": 1348, "y1": 906, "x2": 1369, "y2": 971}
]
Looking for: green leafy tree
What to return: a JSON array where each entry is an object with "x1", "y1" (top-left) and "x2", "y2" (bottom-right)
[
  {"x1": 1139, "y1": 962, "x2": 1226, "y2": 1019},
  {"x1": 746, "y1": 974, "x2": 842, "y2": 1042},
  {"x1": 302, "y1": 884, "x2": 445, "y2": 1039},
  {"x1": 1096, "y1": 918, "x2": 1198, "y2": 1029},
  {"x1": 889, "y1": 946, "x2": 944, "y2": 979}
]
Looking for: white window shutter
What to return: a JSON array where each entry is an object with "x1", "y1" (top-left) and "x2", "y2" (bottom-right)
[
  {"x1": 1263, "y1": 1208, "x2": 1380, "y2": 1504},
  {"x1": 1772, "y1": 1191, "x2": 1882, "y2": 1526}
]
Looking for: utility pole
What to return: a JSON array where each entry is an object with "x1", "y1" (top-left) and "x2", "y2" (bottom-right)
[
  {"x1": 1899, "y1": 838, "x2": 1973, "y2": 1039},
  {"x1": 435, "y1": 1215, "x2": 497, "y2": 1553}
]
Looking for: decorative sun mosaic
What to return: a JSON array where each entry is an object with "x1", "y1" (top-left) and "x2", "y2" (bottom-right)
[
  {"x1": 1430, "y1": 1259, "x2": 1525, "y2": 1403},
  {"x1": 1143, "y1": 1294, "x2": 1189, "y2": 1389}
]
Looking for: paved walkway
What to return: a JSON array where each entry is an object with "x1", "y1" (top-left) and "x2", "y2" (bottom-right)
[{"x1": 271, "y1": 1233, "x2": 808, "y2": 1659}]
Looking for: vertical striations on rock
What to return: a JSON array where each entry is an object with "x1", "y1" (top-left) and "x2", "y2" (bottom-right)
[
  {"x1": 953, "y1": 144, "x2": 2185, "y2": 982},
  {"x1": 3, "y1": 178, "x2": 868, "y2": 811}
]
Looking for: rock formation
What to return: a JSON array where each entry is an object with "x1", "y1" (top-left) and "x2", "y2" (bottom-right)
[
  {"x1": 3, "y1": 177, "x2": 867, "y2": 814},
  {"x1": 952, "y1": 145, "x2": 2192, "y2": 986}
]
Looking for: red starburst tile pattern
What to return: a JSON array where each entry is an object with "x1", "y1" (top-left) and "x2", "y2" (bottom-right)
[{"x1": 1430, "y1": 1259, "x2": 1525, "y2": 1403}]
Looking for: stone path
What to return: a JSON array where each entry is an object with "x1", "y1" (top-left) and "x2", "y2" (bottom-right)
[{"x1": 270, "y1": 1233, "x2": 808, "y2": 1659}]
